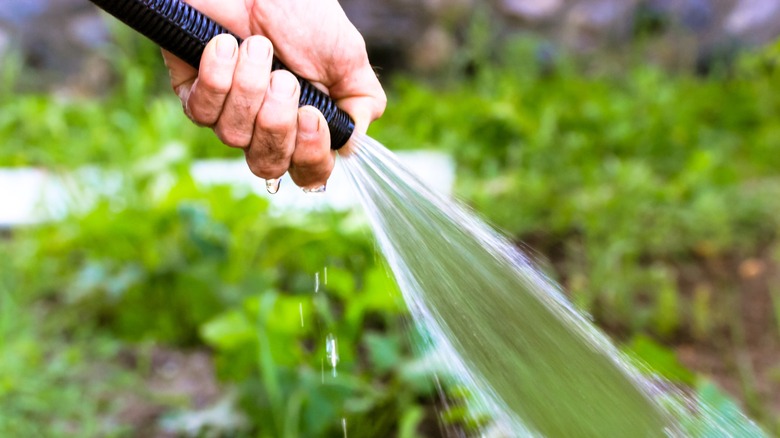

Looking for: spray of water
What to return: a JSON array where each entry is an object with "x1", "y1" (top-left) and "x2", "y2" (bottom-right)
[
  {"x1": 340, "y1": 133, "x2": 764, "y2": 437},
  {"x1": 326, "y1": 333, "x2": 339, "y2": 378}
]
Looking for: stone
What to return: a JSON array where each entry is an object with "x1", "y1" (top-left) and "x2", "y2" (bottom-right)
[
  {"x1": 498, "y1": 0, "x2": 565, "y2": 22},
  {"x1": 724, "y1": 0, "x2": 780, "y2": 45},
  {"x1": 343, "y1": 0, "x2": 472, "y2": 72},
  {"x1": 409, "y1": 25, "x2": 458, "y2": 73},
  {"x1": 423, "y1": 0, "x2": 474, "y2": 22},
  {"x1": 564, "y1": 0, "x2": 639, "y2": 50},
  {"x1": 0, "y1": 0, "x2": 110, "y2": 94},
  {"x1": 67, "y1": 12, "x2": 111, "y2": 50},
  {"x1": 0, "y1": 28, "x2": 8, "y2": 59},
  {"x1": 641, "y1": 0, "x2": 716, "y2": 31},
  {"x1": 7, "y1": 0, "x2": 780, "y2": 90}
]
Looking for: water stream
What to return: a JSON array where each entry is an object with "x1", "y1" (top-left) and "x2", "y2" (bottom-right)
[{"x1": 340, "y1": 133, "x2": 764, "y2": 437}]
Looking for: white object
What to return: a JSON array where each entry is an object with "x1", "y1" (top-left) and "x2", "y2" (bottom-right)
[{"x1": 0, "y1": 151, "x2": 455, "y2": 227}]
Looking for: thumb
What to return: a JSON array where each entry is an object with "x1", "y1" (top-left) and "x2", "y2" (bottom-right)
[
  {"x1": 336, "y1": 94, "x2": 386, "y2": 135},
  {"x1": 334, "y1": 95, "x2": 385, "y2": 155},
  {"x1": 329, "y1": 62, "x2": 387, "y2": 140}
]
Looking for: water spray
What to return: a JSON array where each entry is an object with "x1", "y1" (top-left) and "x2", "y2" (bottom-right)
[{"x1": 84, "y1": 1, "x2": 768, "y2": 436}]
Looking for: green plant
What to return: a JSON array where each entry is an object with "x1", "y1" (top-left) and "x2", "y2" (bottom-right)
[
  {"x1": 4, "y1": 163, "x2": 454, "y2": 435},
  {"x1": 0, "y1": 250, "x2": 131, "y2": 437},
  {"x1": 4, "y1": 26, "x2": 780, "y2": 435},
  {"x1": 369, "y1": 38, "x2": 780, "y2": 341}
]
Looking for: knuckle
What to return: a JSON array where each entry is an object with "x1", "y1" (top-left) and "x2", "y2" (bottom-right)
[
  {"x1": 347, "y1": 31, "x2": 367, "y2": 55},
  {"x1": 173, "y1": 84, "x2": 191, "y2": 104},
  {"x1": 198, "y1": 72, "x2": 232, "y2": 95},
  {"x1": 378, "y1": 88, "x2": 388, "y2": 107},
  {"x1": 188, "y1": 104, "x2": 215, "y2": 126},
  {"x1": 232, "y1": 75, "x2": 267, "y2": 96},
  {"x1": 233, "y1": 75, "x2": 266, "y2": 96},
  {"x1": 375, "y1": 91, "x2": 388, "y2": 118},
  {"x1": 257, "y1": 111, "x2": 294, "y2": 135},
  {"x1": 214, "y1": 125, "x2": 250, "y2": 148}
]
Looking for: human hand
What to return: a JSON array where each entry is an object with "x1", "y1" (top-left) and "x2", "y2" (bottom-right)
[{"x1": 162, "y1": 0, "x2": 386, "y2": 190}]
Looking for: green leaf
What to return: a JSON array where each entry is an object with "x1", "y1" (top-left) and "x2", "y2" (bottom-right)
[
  {"x1": 364, "y1": 332, "x2": 401, "y2": 372},
  {"x1": 265, "y1": 295, "x2": 311, "y2": 336},
  {"x1": 320, "y1": 267, "x2": 355, "y2": 299},
  {"x1": 398, "y1": 406, "x2": 425, "y2": 438},
  {"x1": 200, "y1": 310, "x2": 255, "y2": 350},
  {"x1": 359, "y1": 267, "x2": 403, "y2": 313},
  {"x1": 624, "y1": 335, "x2": 694, "y2": 385}
]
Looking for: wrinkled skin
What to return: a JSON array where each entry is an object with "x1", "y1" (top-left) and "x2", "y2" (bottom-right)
[{"x1": 162, "y1": 0, "x2": 386, "y2": 189}]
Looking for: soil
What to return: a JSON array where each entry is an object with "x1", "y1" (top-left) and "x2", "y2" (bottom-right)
[
  {"x1": 672, "y1": 253, "x2": 780, "y2": 428},
  {"x1": 114, "y1": 347, "x2": 223, "y2": 437},
  {"x1": 524, "y1": 232, "x2": 780, "y2": 431}
]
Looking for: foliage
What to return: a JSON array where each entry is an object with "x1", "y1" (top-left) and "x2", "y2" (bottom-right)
[
  {"x1": 1, "y1": 164, "x2": 447, "y2": 435},
  {"x1": 0, "y1": 29, "x2": 228, "y2": 169},
  {"x1": 3, "y1": 29, "x2": 780, "y2": 435},
  {"x1": 370, "y1": 39, "x2": 780, "y2": 338},
  {"x1": 0, "y1": 260, "x2": 131, "y2": 437}
]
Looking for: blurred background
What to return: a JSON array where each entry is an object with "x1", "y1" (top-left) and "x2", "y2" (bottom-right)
[{"x1": 2, "y1": 0, "x2": 780, "y2": 436}]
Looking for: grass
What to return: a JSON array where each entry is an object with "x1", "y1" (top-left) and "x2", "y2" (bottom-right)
[
  {"x1": 1, "y1": 31, "x2": 780, "y2": 434},
  {"x1": 0, "y1": 262, "x2": 132, "y2": 437}
]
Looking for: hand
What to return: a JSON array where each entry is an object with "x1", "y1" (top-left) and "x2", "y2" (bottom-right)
[{"x1": 162, "y1": 0, "x2": 386, "y2": 189}]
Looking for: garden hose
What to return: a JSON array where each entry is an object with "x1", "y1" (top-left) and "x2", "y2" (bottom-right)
[{"x1": 88, "y1": 0, "x2": 355, "y2": 150}]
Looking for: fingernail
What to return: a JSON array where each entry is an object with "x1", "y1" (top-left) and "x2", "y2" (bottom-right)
[
  {"x1": 215, "y1": 36, "x2": 236, "y2": 59},
  {"x1": 246, "y1": 37, "x2": 271, "y2": 60},
  {"x1": 298, "y1": 108, "x2": 320, "y2": 135},
  {"x1": 270, "y1": 73, "x2": 298, "y2": 98}
]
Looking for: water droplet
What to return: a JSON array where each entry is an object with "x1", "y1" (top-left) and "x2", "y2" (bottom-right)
[
  {"x1": 299, "y1": 302, "x2": 304, "y2": 327},
  {"x1": 302, "y1": 184, "x2": 326, "y2": 193},
  {"x1": 314, "y1": 272, "x2": 320, "y2": 293},
  {"x1": 265, "y1": 178, "x2": 282, "y2": 194},
  {"x1": 342, "y1": 417, "x2": 347, "y2": 438},
  {"x1": 324, "y1": 267, "x2": 328, "y2": 285},
  {"x1": 326, "y1": 333, "x2": 339, "y2": 377}
]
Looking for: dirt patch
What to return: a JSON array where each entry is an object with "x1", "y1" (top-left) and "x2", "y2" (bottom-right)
[
  {"x1": 525, "y1": 232, "x2": 780, "y2": 431},
  {"x1": 673, "y1": 253, "x2": 780, "y2": 429},
  {"x1": 114, "y1": 347, "x2": 224, "y2": 437}
]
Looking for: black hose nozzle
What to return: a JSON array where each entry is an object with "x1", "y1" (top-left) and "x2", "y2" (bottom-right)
[{"x1": 89, "y1": 0, "x2": 355, "y2": 149}]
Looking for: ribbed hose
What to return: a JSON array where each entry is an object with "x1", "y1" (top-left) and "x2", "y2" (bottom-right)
[{"x1": 89, "y1": 0, "x2": 355, "y2": 149}]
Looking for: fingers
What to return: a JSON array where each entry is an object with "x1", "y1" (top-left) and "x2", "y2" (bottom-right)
[
  {"x1": 163, "y1": 23, "x2": 376, "y2": 188},
  {"x1": 244, "y1": 70, "x2": 300, "y2": 179},
  {"x1": 186, "y1": 34, "x2": 239, "y2": 126},
  {"x1": 161, "y1": 49, "x2": 197, "y2": 104},
  {"x1": 288, "y1": 107, "x2": 334, "y2": 189},
  {"x1": 172, "y1": 34, "x2": 332, "y2": 187},
  {"x1": 214, "y1": 36, "x2": 273, "y2": 148}
]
